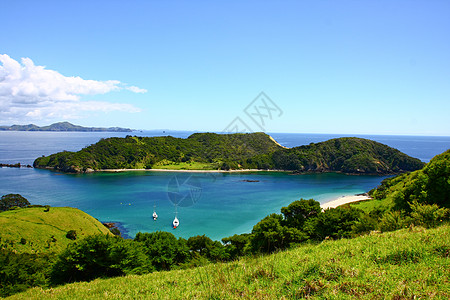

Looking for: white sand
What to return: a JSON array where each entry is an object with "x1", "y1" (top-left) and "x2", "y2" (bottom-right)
[
  {"x1": 320, "y1": 195, "x2": 371, "y2": 210},
  {"x1": 98, "y1": 168, "x2": 274, "y2": 173}
]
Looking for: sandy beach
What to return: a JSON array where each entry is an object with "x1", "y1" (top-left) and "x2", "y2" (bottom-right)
[
  {"x1": 320, "y1": 195, "x2": 372, "y2": 210},
  {"x1": 97, "y1": 168, "x2": 279, "y2": 173}
]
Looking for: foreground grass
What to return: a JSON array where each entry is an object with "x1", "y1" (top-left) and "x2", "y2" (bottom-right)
[
  {"x1": 0, "y1": 207, "x2": 111, "y2": 254},
  {"x1": 10, "y1": 224, "x2": 450, "y2": 299}
]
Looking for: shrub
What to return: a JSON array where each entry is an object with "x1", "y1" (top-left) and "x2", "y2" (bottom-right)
[
  {"x1": 409, "y1": 200, "x2": 449, "y2": 228},
  {"x1": 378, "y1": 210, "x2": 410, "y2": 232},
  {"x1": 65, "y1": 230, "x2": 77, "y2": 240},
  {"x1": 187, "y1": 235, "x2": 228, "y2": 261},
  {"x1": 51, "y1": 235, "x2": 150, "y2": 284},
  {"x1": 248, "y1": 213, "x2": 307, "y2": 253},
  {"x1": 222, "y1": 233, "x2": 250, "y2": 259},
  {"x1": 0, "y1": 250, "x2": 53, "y2": 297},
  {"x1": 135, "y1": 231, "x2": 188, "y2": 271},
  {"x1": 281, "y1": 199, "x2": 321, "y2": 229},
  {"x1": 306, "y1": 206, "x2": 362, "y2": 240}
]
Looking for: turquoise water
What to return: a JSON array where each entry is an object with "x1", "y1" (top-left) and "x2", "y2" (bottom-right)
[
  {"x1": 1, "y1": 131, "x2": 449, "y2": 240},
  {"x1": 1, "y1": 167, "x2": 386, "y2": 240}
]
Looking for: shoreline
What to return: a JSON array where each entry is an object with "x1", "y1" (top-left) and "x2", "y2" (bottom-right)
[
  {"x1": 97, "y1": 168, "x2": 285, "y2": 173},
  {"x1": 320, "y1": 195, "x2": 372, "y2": 210}
]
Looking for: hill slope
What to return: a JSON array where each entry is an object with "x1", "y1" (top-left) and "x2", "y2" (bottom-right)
[
  {"x1": 33, "y1": 132, "x2": 284, "y2": 172},
  {"x1": 368, "y1": 149, "x2": 450, "y2": 209},
  {"x1": 0, "y1": 207, "x2": 112, "y2": 254},
  {"x1": 255, "y1": 137, "x2": 425, "y2": 174},
  {"x1": 33, "y1": 133, "x2": 424, "y2": 174},
  {"x1": 10, "y1": 224, "x2": 450, "y2": 299}
]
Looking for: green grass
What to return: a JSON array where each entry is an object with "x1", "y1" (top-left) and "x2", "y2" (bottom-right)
[
  {"x1": 0, "y1": 207, "x2": 112, "y2": 254},
  {"x1": 350, "y1": 198, "x2": 392, "y2": 212},
  {"x1": 10, "y1": 224, "x2": 450, "y2": 299},
  {"x1": 153, "y1": 161, "x2": 217, "y2": 170}
]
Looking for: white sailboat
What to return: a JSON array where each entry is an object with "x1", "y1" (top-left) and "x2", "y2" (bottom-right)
[
  {"x1": 152, "y1": 204, "x2": 158, "y2": 220},
  {"x1": 173, "y1": 206, "x2": 179, "y2": 228},
  {"x1": 172, "y1": 216, "x2": 179, "y2": 229}
]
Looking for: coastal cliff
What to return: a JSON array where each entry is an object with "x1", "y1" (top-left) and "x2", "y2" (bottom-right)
[{"x1": 33, "y1": 133, "x2": 424, "y2": 174}]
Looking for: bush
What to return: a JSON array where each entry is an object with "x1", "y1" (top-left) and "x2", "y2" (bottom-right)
[
  {"x1": 378, "y1": 210, "x2": 410, "y2": 232},
  {"x1": 248, "y1": 214, "x2": 307, "y2": 253},
  {"x1": 222, "y1": 233, "x2": 250, "y2": 259},
  {"x1": 0, "y1": 250, "x2": 53, "y2": 297},
  {"x1": 66, "y1": 230, "x2": 77, "y2": 240},
  {"x1": 409, "y1": 200, "x2": 449, "y2": 228},
  {"x1": 187, "y1": 235, "x2": 228, "y2": 261},
  {"x1": 0, "y1": 194, "x2": 30, "y2": 212},
  {"x1": 306, "y1": 206, "x2": 362, "y2": 240},
  {"x1": 51, "y1": 235, "x2": 150, "y2": 284},
  {"x1": 135, "y1": 231, "x2": 188, "y2": 271},
  {"x1": 281, "y1": 199, "x2": 321, "y2": 229}
]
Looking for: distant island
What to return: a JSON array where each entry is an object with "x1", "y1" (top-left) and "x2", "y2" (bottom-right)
[
  {"x1": 0, "y1": 121, "x2": 132, "y2": 132},
  {"x1": 33, "y1": 132, "x2": 425, "y2": 174}
]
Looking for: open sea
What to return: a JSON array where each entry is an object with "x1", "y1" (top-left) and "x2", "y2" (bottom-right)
[{"x1": 1, "y1": 131, "x2": 449, "y2": 240}]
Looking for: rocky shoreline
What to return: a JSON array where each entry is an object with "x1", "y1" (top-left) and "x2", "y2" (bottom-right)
[{"x1": 0, "y1": 163, "x2": 33, "y2": 168}]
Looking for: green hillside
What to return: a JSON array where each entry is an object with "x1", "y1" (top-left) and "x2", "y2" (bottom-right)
[
  {"x1": 33, "y1": 132, "x2": 283, "y2": 172},
  {"x1": 33, "y1": 133, "x2": 424, "y2": 174},
  {"x1": 255, "y1": 137, "x2": 425, "y2": 174},
  {"x1": 9, "y1": 224, "x2": 450, "y2": 299},
  {"x1": 351, "y1": 149, "x2": 450, "y2": 213},
  {"x1": 0, "y1": 206, "x2": 112, "y2": 254}
]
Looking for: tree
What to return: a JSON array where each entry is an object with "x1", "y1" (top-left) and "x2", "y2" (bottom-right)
[
  {"x1": 306, "y1": 206, "x2": 362, "y2": 240},
  {"x1": 0, "y1": 194, "x2": 30, "y2": 212},
  {"x1": 0, "y1": 250, "x2": 53, "y2": 297},
  {"x1": 51, "y1": 235, "x2": 149, "y2": 284},
  {"x1": 135, "y1": 231, "x2": 189, "y2": 270},
  {"x1": 281, "y1": 199, "x2": 321, "y2": 230},
  {"x1": 187, "y1": 235, "x2": 227, "y2": 261},
  {"x1": 248, "y1": 213, "x2": 307, "y2": 253},
  {"x1": 222, "y1": 233, "x2": 250, "y2": 259}
]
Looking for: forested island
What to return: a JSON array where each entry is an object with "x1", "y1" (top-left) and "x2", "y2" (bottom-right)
[
  {"x1": 0, "y1": 121, "x2": 132, "y2": 132},
  {"x1": 33, "y1": 132, "x2": 425, "y2": 174}
]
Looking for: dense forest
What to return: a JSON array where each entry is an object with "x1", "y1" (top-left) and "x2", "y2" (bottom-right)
[{"x1": 33, "y1": 133, "x2": 424, "y2": 174}]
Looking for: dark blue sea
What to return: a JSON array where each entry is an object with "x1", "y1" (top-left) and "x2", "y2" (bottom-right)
[{"x1": 1, "y1": 131, "x2": 449, "y2": 240}]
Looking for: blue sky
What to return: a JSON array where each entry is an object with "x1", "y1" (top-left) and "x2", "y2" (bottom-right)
[{"x1": 1, "y1": 1, "x2": 449, "y2": 135}]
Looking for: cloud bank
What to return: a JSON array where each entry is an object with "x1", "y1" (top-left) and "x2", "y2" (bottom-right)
[{"x1": 0, "y1": 54, "x2": 145, "y2": 123}]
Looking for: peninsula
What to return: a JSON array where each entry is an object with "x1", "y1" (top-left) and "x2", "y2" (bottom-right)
[
  {"x1": 33, "y1": 132, "x2": 425, "y2": 174},
  {"x1": 0, "y1": 121, "x2": 132, "y2": 132}
]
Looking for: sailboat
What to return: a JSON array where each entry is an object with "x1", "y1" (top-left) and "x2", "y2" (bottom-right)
[
  {"x1": 173, "y1": 206, "x2": 179, "y2": 229},
  {"x1": 152, "y1": 204, "x2": 158, "y2": 220},
  {"x1": 173, "y1": 216, "x2": 180, "y2": 229}
]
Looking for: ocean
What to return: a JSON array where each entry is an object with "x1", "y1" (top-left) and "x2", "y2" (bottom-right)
[{"x1": 1, "y1": 131, "x2": 449, "y2": 240}]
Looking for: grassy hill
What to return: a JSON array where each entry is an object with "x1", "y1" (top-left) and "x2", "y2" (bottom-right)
[
  {"x1": 9, "y1": 224, "x2": 450, "y2": 299},
  {"x1": 33, "y1": 133, "x2": 424, "y2": 174},
  {"x1": 351, "y1": 149, "x2": 450, "y2": 213},
  {"x1": 0, "y1": 206, "x2": 112, "y2": 254}
]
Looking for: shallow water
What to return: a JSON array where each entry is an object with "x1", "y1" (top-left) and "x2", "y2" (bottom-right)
[{"x1": 1, "y1": 131, "x2": 449, "y2": 240}]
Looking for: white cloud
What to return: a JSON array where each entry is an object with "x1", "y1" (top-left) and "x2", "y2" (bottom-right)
[
  {"x1": 0, "y1": 54, "x2": 145, "y2": 123},
  {"x1": 127, "y1": 86, "x2": 148, "y2": 93}
]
